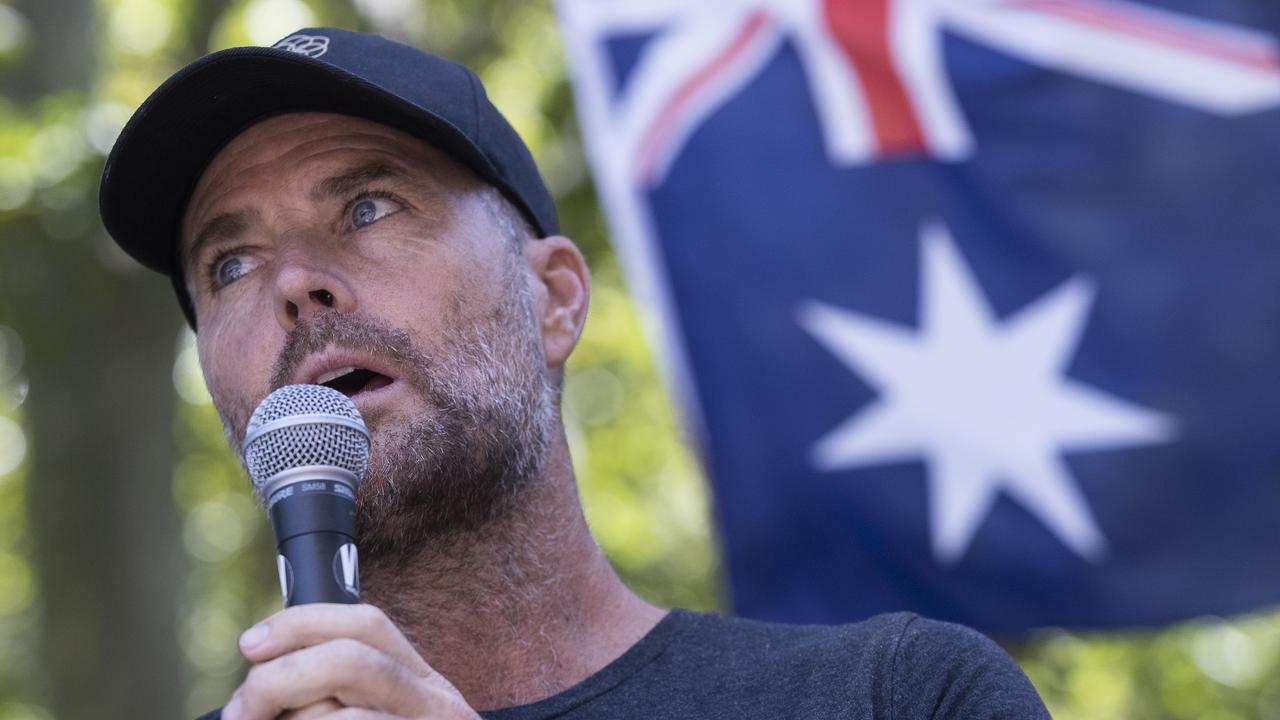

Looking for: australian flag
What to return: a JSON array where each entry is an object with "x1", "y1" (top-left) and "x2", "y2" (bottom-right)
[{"x1": 557, "y1": 0, "x2": 1280, "y2": 632}]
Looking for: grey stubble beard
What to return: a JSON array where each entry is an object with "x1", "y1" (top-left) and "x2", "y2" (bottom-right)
[
  {"x1": 354, "y1": 284, "x2": 557, "y2": 563},
  {"x1": 214, "y1": 266, "x2": 557, "y2": 567}
]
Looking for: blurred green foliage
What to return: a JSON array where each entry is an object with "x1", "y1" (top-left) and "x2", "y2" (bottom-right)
[
  {"x1": 0, "y1": 329, "x2": 40, "y2": 720},
  {"x1": 0, "y1": 0, "x2": 1278, "y2": 718}
]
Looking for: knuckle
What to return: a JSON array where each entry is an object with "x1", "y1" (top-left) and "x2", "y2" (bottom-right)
[
  {"x1": 329, "y1": 636, "x2": 398, "y2": 681},
  {"x1": 330, "y1": 636, "x2": 371, "y2": 665},
  {"x1": 326, "y1": 641, "x2": 404, "y2": 701},
  {"x1": 354, "y1": 603, "x2": 392, "y2": 634},
  {"x1": 329, "y1": 710, "x2": 381, "y2": 720},
  {"x1": 371, "y1": 649, "x2": 404, "y2": 681}
]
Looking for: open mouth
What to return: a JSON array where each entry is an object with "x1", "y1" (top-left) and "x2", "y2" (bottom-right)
[{"x1": 315, "y1": 366, "x2": 395, "y2": 398}]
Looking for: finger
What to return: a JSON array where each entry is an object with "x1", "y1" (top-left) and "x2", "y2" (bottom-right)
[
  {"x1": 279, "y1": 698, "x2": 343, "y2": 719},
  {"x1": 320, "y1": 710, "x2": 398, "y2": 720},
  {"x1": 239, "y1": 604, "x2": 428, "y2": 674},
  {"x1": 230, "y1": 638, "x2": 439, "y2": 719}
]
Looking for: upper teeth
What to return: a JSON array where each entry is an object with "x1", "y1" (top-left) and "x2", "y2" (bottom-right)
[{"x1": 316, "y1": 367, "x2": 357, "y2": 385}]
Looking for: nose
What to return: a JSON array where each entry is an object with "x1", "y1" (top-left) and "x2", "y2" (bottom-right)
[{"x1": 272, "y1": 257, "x2": 355, "y2": 331}]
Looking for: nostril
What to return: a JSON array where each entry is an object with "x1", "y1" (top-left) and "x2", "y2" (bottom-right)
[{"x1": 311, "y1": 289, "x2": 334, "y2": 307}]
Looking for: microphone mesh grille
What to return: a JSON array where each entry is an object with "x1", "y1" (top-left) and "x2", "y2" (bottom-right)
[{"x1": 243, "y1": 384, "x2": 369, "y2": 496}]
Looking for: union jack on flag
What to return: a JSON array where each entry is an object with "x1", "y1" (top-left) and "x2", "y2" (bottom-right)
[{"x1": 557, "y1": 0, "x2": 1280, "y2": 631}]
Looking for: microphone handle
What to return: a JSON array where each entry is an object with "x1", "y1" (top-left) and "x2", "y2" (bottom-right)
[{"x1": 268, "y1": 480, "x2": 360, "y2": 606}]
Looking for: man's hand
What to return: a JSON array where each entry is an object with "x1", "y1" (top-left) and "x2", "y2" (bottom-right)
[{"x1": 221, "y1": 603, "x2": 481, "y2": 720}]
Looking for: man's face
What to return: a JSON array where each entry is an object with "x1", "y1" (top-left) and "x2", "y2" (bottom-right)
[{"x1": 181, "y1": 112, "x2": 556, "y2": 558}]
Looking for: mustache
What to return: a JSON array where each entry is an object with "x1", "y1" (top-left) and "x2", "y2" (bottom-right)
[{"x1": 268, "y1": 310, "x2": 426, "y2": 391}]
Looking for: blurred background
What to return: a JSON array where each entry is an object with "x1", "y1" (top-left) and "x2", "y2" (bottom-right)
[{"x1": 0, "y1": 0, "x2": 1278, "y2": 718}]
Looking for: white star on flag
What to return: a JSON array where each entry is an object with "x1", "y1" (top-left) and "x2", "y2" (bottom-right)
[{"x1": 797, "y1": 222, "x2": 1176, "y2": 564}]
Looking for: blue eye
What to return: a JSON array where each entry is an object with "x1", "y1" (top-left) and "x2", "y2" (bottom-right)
[
  {"x1": 214, "y1": 254, "x2": 255, "y2": 288},
  {"x1": 352, "y1": 199, "x2": 378, "y2": 228},
  {"x1": 350, "y1": 196, "x2": 401, "y2": 229}
]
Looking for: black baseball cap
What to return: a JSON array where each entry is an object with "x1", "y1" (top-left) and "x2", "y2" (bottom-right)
[{"x1": 99, "y1": 27, "x2": 559, "y2": 327}]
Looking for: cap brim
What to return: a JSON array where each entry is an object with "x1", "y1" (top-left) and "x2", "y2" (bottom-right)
[{"x1": 99, "y1": 46, "x2": 498, "y2": 276}]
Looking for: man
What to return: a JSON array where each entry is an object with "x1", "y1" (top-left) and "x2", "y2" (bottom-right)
[{"x1": 99, "y1": 28, "x2": 1050, "y2": 720}]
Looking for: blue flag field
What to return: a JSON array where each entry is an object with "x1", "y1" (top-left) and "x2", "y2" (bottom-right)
[{"x1": 558, "y1": 0, "x2": 1280, "y2": 632}]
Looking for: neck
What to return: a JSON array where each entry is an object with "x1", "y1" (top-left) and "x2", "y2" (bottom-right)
[{"x1": 359, "y1": 433, "x2": 665, "y2": 711}]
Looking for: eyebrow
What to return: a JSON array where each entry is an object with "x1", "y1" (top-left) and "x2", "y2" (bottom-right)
[
  {"x1": 185, "y1": 209, "x2": 259, "y2": 277},
  {"x1": 311, "y1": 162, "x2": 413, "y2": 201},
  {"x1": 183, "y1": 162, "x2": 416, "y2": 276}
]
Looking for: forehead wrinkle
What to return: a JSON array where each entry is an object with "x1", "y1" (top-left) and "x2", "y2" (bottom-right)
[
  {"x1": 192, "y1": 127, "x2": 408, "y2": 206},
  {"x1": 182, "y1": 118, "x2": 480, "y2": 270},
  {"x1": 311, "y1": 160, "x2": 416, "y2": 202}
]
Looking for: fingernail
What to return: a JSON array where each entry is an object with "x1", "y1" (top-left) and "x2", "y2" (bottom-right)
[
  {"x1": 239, "y1": 623, "x2": 269, "y2": 649},
  {"x1": 224, "y1": 691, "x2": 242, "y2": 719}
]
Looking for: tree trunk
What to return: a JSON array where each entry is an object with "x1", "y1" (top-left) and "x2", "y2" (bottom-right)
[
  {"x1": 4, "y1": 0, "x2": 187, "y2": 717},
  {"x1": 17, "y1": 246, "x2": 185, "y2": 720}
]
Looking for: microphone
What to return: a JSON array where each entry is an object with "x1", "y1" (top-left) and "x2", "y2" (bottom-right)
[{"x1": 242, "y1": 384, "x2": 370, "y2": 606}]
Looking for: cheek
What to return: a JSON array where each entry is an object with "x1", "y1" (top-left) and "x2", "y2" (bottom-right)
[
  {"x1": 196, "y1": 319, "x2": 276, "y2": 409},
  {"x1": 355, "y1": 237, "x2": 488, "y2": 327}
]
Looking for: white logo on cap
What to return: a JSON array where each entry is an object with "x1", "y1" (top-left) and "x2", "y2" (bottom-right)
[{"x1": 273, "y1": 34, "x2": 329, "y2": 58}]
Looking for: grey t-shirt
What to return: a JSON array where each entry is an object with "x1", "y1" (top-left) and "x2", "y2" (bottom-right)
[
  {"x1": 485, "y1": 610, "x2": 1049, "y2": 720},
  {"x1": 198, "y1": 610, "x2": 1050, "y2": 719}
]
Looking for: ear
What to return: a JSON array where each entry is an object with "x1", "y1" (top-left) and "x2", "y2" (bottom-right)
[{"x1": 526, "y1": 235, "x2": 591, "y2": 370}]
